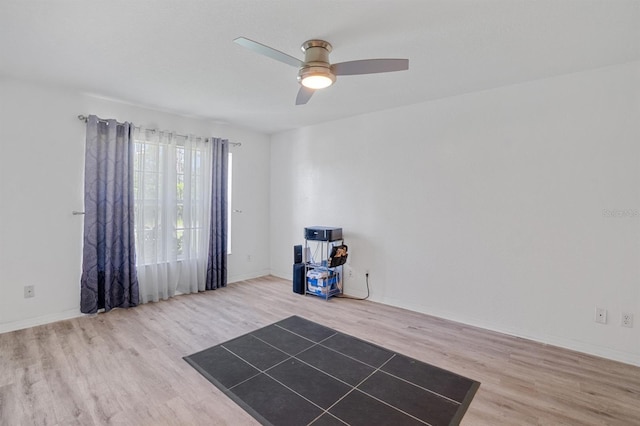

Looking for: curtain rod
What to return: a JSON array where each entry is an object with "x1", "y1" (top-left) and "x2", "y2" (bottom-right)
[{"x1": 77, "y1": 115, "x2": 241, "y2": 146}]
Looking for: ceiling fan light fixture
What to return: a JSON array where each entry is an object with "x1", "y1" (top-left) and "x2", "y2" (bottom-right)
[
  {"x1": 301, "y1": 74, "x2": 334, "y2": 89},
  {"x1": 298, "y1": 66, "x2": 336, "y2": 89}
]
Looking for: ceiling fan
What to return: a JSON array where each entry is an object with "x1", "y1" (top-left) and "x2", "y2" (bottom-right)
[{"x1": 233, "y1": 37, "x2": 409, "y2": 105}]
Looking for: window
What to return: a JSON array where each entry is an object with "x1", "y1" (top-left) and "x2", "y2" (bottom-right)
[
  {"x1": 132, "y1": 132, "x2": 211, "y2": 266},
  {"x1": 175, "y1": 145, "x2": 208, "y2": 259},
  {"x1": 132, "y1": 132, "x2": 232, "y2": 265}
]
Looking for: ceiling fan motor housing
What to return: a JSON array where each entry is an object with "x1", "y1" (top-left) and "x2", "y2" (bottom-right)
[{"x1": 297, "y1": 39, "x2": 336, "y2": 86}]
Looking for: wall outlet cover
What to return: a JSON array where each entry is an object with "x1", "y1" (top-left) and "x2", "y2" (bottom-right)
[
  {"x1": 621, "y1": 313, "x2": 633, "y2": 328},
  {"x1": 24, "y1": 285, "x2": 35, "y2": 298},
  {"x1": 595, "y1": 307, "x2": 607, "y2": 324}
]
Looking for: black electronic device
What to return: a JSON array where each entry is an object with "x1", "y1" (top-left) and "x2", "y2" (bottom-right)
[
  {"x1": 292, "y1": 263, "x2": 306, "y2": 294},
  {"x1": 294, "y1": 245, "x2": 303, "y2": 264},
  {"x1": 304, "y1": 226, "x2": 343, "y2": 242}
]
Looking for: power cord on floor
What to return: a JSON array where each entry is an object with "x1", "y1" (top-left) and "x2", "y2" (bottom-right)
[{"x1": 337, "y1": 272, "x2": 370, "y2": 301}]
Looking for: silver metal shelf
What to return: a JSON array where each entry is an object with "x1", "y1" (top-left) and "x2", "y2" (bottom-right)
[{"x1": 304, "y1": 238, "x2": 344, "y2": 301}]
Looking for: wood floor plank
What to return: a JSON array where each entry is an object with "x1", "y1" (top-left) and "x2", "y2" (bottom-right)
[{"x1": 0, "y1": 276, "x2": 639, "y2": 425}]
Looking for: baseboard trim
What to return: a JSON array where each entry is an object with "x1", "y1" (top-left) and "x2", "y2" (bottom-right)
[
  {"x1": 376, "y1": 295, "x2": 640, "y2": 368},
  {"x1": 270, "y1": 270, "x2": 290, "y2": 281},
  {"x1": 266, "y1": 274, "x2": 640, "y2": 367},
  {"x1": 5, "y1": 276, "x2": 637, "y2": 367},
  {"x1": 0, "y1": 309, "x2": 84, "y2": 335},
  {"x1": 0, "y1": 270, "x2": 270, "y2": 335},
  {"x1": 228, "y1": 269, "x2": 272, "y2": 284}
]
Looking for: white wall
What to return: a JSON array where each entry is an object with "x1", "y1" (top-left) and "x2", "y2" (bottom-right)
[
  {"x1": 270, "y1": 61, "x2": 640, "y2": 366},
  {"x1": 0, "y1": 78, "x2": 270, "y2": 332}
]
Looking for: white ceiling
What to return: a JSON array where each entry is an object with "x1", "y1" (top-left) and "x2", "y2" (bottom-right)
[{"x1": 1, "y1": 0, "x2": 639, "y2": 134}]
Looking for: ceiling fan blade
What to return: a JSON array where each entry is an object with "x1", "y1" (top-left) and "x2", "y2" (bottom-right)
[
  {"x1": 233, "y1": 37, "x2": 302, "y2": 68},
  {"x1": 332, "y1": 59, "x2": 409, "y2": 76},
  {"x1": 296, "y1": 86, "x2": 315, "y2": 105}
]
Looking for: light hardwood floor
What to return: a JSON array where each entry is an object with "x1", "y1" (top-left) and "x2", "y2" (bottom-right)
[{"x1": 1, "y1": 276, "x2": 639, "y2": 425}]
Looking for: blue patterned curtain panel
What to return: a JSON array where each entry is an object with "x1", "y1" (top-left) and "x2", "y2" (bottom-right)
[
  {"x1": 80, "y1": 115, "x2": 139, "y2": 313},
  {"x1": 206, "y1": 138, "x2": 229, "y2": 290}
]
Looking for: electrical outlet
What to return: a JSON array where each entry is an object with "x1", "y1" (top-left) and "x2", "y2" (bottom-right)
[
  {"x1": 595, "y1": 307, "x2": 607, "y2": 324},
  {"x1": 24, "y1": 285, "x2": 35, "y2": 298},
  {"x1": 621, "y1": 313, "x2": 634, "y2": 328}
]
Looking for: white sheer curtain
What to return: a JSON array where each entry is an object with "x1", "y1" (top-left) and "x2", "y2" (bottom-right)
[{"x1": 133, "y1": 128, "x2": 212, "y2": 303}]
